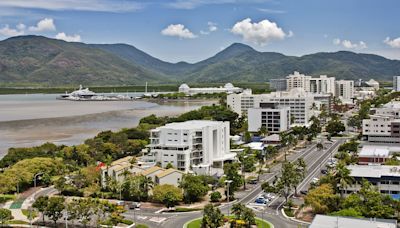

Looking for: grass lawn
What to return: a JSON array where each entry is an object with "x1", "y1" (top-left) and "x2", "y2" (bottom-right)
[
  {"x1": 21, "y1": 209, "x2": 38, "y2": 219},
  {"x1": 185, "y1": 217, "x2": 272, "y2": 228},
  {"x1": 0, "y1": 194, "x2": 16, "y2": 203}
]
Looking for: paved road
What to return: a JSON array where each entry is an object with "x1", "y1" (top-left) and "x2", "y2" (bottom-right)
[{"x1": 125, "y1": 139, "x2": 346, "y2": 228}]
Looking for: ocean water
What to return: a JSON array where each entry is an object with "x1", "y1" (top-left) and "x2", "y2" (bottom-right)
[{"x1": 0, "y1": 94, "x2": 212, "y2": 158}]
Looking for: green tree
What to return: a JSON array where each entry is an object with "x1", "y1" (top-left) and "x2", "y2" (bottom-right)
[
  {"x1": 334, "y1": 162, "x2": 353, "y2": 198},
  {"x1": 262, "y1": 162, "x2": 297, "y2": 203},
  {"x1": 165, "y1": 163, "x2": 174, "y2": 169},
  {"x1": 180, "y1": 174, "x2": 210, "y2": 203},
  {"x1": 45, "y1": 197, "x2": 65, "y2": 227},
  {"x1": 304, "y1": 184, "x2": 339, "y2": 214},
  {"x1": 152, "y1": 184, "x2": 183, "y2": 208},
  {"x1": 201, "y1": 204, "x2": 224, "y2": 228},
  {"x1": 0, "y1": 208, "x2": 13, "y2": 224},
  {"x1": 317, "y1": 142, "x2": 324, "y2": 151},
  {"x1": 326, "y1": 120, "x2": 345, "y2": 136},
  {"x1": 32, "y1": 195, "x2": 49, "y2": 225},
  {"x1": 231, "y1": 203, "x2": 256, "y2": 227},
  {"x1": 223, "y1": 163, "x2": 243, "y2": 200},
  {"x1": 209, "y1": 191, "x2": 222, "y2": 202},
  {"x1": 258, "y1": 126, "x2": 268, "y2": 137}
]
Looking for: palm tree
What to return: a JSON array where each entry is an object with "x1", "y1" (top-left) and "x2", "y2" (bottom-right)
[
  {"x1": 231, "y1": 203, "x2": 245, "y2": 220},
  {"x1": 258, "y1": 126, "x2": 268, "y2": 137},
  {"x1": 334, "y1": 162, "x2": 354, "y2": 198}
]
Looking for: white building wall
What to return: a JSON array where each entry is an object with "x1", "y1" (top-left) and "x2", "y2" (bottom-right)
[
  {"x1": 335, "y1": 80, "x2": 354, "y2": 100},
  {"x1": 157, "y1": 172, "x2": 183, "y2": 186},
  {"x1": 394, "y1": 76, "x2": 400, "y2": 92},
  {"x1": 248, "y1": 107, "x2": 290, "y2": 133}
]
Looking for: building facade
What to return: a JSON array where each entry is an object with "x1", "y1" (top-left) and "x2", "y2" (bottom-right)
[
  {"x1": 269, "y1": 78, "x2": 287, "y2": 91},
  {"x1": 227, "y1": 88, "x2": 315, "y2": 125},
  {"x1": 146, "y1": 120, "x2": 236, "y2": 174},
  {"x1": 178, "y1": 83, "x2": 243, "y2": 95},
  {"x1": 346, "y1": 165, "x2": 400, "y2": 198},
  {"x1": 362, "y1": 102, "x2": 400, "y2": 144},
  {"x1": 247, "y1": 105, "x2": 290, "y2": 133},
  {"x1": 394, "y1": 76, "x2": 400, "y2": 92},
  {"x1": 335, "y1": 80, "x2": 354, "y2": 100}
]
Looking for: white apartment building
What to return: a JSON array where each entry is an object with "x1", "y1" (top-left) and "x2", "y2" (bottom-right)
[
  {"x1": 286, "y1": 71, "x2": 311, "y2": 91},
  {"x1": 178, "y1": 83, "x2": 243, "y2": 95},
  {"x1": 285, "y1": 71, "x2": 336, "y2": 95},
  {"x1": 247, "y1": 106, "x2": 290, "y2": 133},
  {"x1": 394, "y1": 76, "x2": 400, "y2": 92},
  {"x1": 335, "y1": 80, "x2": 354, "y2": 100},
  {"x1": 227, "y1": 88, "x2": 315, "y2": 125},
  {"x1": 362, "y1": 102, "x2": 400, "y2": 144},
  {"x1": 146, "y1": 120, "x2": 236, "y2": 175}
]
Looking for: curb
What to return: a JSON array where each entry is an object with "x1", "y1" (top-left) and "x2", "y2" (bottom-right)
[
  {"x1": 183, "y1": 217, "x2": 201, "y2": 228},
  {"x1": 281, "y1": 208, "x2": 311, "y2": 225}
]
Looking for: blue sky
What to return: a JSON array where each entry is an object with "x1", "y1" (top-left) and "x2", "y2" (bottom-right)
[{"x1": 0, "y1": 0, "x2": 399, "y2": 63}]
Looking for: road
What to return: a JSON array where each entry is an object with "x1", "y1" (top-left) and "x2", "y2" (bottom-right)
[{"x1": 124, "y1": 138, "x2": 346, "y2": 228}]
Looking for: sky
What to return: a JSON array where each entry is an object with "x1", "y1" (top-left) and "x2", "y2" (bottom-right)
[{"x1": 0, "y1": 0, "x2": 399, "y2": 63}]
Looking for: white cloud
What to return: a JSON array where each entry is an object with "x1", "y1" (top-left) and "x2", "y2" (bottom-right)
[
  {"x1": 55, "y1": 32, "x2": 81, "y2": 42},
  {"x1": 333, "y1": 38, "x2": 367, "y2": 49},
  {"x1": 200, "y1": 22, "x2": 218, "y2": 35},
  {"x1": 0, "y1": 0, "x2": 142, "y2": 12},
  {"x1": 208, "y1": 22, "x2": 217, "y2": 32},
  {"x1": 167, "y1": 0, "x2": 271, "y2": 10},
  {"x1": 16, "y1": 23, "x2": 26, "y2": 31},
  {"x1": 257, "y1": 8, "x2": 286, "y2": 14},
  {"x1": 231, "y1": 18, "x2": 287, "y2": 46},
  {"x1": 384, "y1": 37, "x2": 400, "y2": 48},
  {"x1": 333, "y1": 38, "x2": 341, "y2": 45},
  {"x1": 29, "y1": 18, "x2": 56, "y2": 32},
  {"x1": 161, "y1": 24, "x2": 197, "y2": 39},
  {"x1": 287, "y1": 30, "x2": 294, "y2": 38},
  {"x1": 0, "y1": 24, "x2": 24, "y2": 36}
]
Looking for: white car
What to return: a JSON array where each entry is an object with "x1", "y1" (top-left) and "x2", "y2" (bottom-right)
[{"x1": 311, "y1": 178, "x2": 319, "y2": 184}]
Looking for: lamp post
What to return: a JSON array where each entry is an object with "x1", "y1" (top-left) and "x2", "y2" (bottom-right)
[
  {"x1": 225, "y1": 180, "x2": 233, "y2": 218},
  {"x1": 241, "y1": 155, "x2": 248, "y2": 190}
]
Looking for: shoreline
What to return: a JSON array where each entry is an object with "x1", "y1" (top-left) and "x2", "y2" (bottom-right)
[{"x1": 0, "y1": 99, "x2": 217, "y2": 158}]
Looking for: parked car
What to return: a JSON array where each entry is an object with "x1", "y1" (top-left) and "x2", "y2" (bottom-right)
[
  {"x1": 321, "y1": 169, "x2": 328, "y2": 174},
  {"x1": 129, "y1": 202, "x2": 141, "y2": 209},
  {"x1": 248, "y1": 178, "x2": 258, "y2": 184},
  {"x1": 255, "y1": 197, "x2": 267, "y2": 205},
  {"x1": 312, "y1": 177, "x2": 320, "y2": 184},
  {"x1": 300, "y1": 190, "x2": 308, "y2": 195},
  {"x1": 262, "y1": 193, "x2": 275, "y2": 201}
]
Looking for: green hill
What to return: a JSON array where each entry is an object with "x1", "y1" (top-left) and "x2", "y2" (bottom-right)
[
  {"x1": 0, "y1": 36, "x2": 169, "y2": 86},
  {"x1": 0, "y1": 36, "x2": 399, "y2": 86}
]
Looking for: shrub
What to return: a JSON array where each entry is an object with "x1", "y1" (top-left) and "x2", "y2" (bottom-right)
[{"x1": 210, "y1": 191, "x2": 222, "y2": 202}]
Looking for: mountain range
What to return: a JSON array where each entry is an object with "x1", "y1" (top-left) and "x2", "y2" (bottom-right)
[{"x1": 0, "y1": 35, "x2": 399, "y2": 86}]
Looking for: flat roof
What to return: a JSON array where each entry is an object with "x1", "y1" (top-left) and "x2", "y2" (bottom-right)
[
  {"x1": 360, "y1": 146, "x2": 390, "y2": 157},
  {"x1": 310, "y1": 215, "x2": 397, "y2": 228},
  {"x1": 348, "y1": 165, "x2": 400, "y2": 178},
  {"x1": 156, "y1": 120, "x2": 226, "y2": 130}
]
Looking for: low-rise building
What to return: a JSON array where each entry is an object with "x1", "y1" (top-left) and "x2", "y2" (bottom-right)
[
  {"x1": 155, "y1": 168, "x2": 184, "y2": 186},
  {"x1": 362, "y1": 102, "x2": 400, "y2": 144},
  {"x1": 178, "y1": 83, "x2": 242, "y2": 95},
  {"x1": 101, "y1": 156, "x2": 152, "y2": 187},
  {"x1": 346, "y1": 165, "x2": 400, "y2": 197},
  {"x1": 310, "y1": 215, "x2": 397, "y2": 228},
  {"x1": 358, "y1": 146, "x2": 391, "y2": 165},
  {"x1": 146, "y1": 120, "x2": 236, "y2": 175}
]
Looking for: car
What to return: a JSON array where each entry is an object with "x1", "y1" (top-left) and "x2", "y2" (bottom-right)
[
  {"x1": 321, "y1": 169, "x2": 328, "y2": 174},
  {"x1": 255, "y1": 198, "x2": 267, "y2": 205},
  {"x1": 116, "y1": 201, "x2": 125, "y2": 206},
  {"x1": 262, "y1": 193, "x2": 275, "y2": 201},
  {"x1": 129, "y1": 202, "x2": 141, "y2": 209},
  {"x1": 312, "y1": 177, "x2": 319, "y2": 184},
  {"x1": 248, "y1": 178, "x2": 258, "y2": 184},
  {"x1": 300, "y1": 190, "x2": 308, "y2": 195}
]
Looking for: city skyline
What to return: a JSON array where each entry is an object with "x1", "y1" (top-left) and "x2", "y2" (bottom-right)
[{"x1": 0, "y1": 0, "x2": 399, "y2": 62}]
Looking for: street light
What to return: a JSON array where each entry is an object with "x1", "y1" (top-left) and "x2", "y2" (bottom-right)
[
  {"x1": 225, "y1": 180, "x2": 233, "y2": 218},
  {"x1": 241, "y1": 155, "x2": 248, "y2": 190}
]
